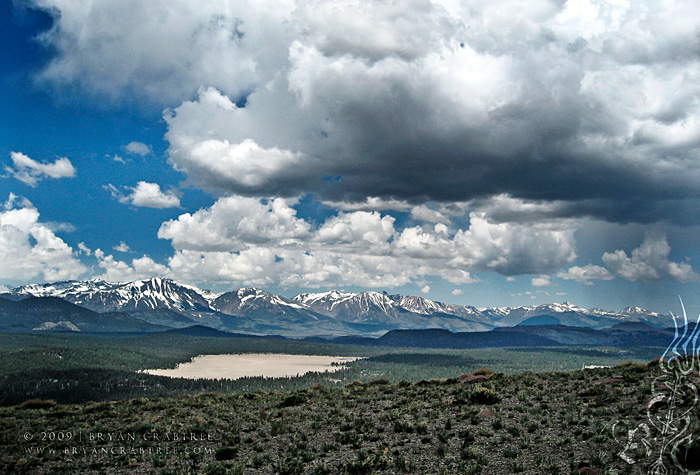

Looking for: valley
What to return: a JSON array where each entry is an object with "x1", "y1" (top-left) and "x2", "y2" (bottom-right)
[
  {"x1": 2, "y1": 352, "x2": 697, "y2": 474},
  {"x1": 0, "y1": 278, "x2": 693, "y2": 474}
]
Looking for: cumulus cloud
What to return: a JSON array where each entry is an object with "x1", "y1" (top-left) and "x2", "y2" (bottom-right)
[
  {"x1": 451, "y1": 289, "x2": 463, "y2": 296},
  {"x1": 155, "y1": 195, "x2": 576, "y2": 288},
  {"x1": 94, "y1": 249, "x2": 169, "y2": 282},
  {"x1": 602, "y1": 231, "x2": 698, "y2": 282},
  {"x1": 20, "y1": 0, "x2": 700, "y2": 290},
  {"x1": 5, "y1": 152, "x2": 75, "y2": 187},
  {"x1": 321, "y1": 197, "x2": 411, "y2": 212},
  {"x1": 557, "y1": 264, "x2": 614, "y2": 285},
  {"x1": 0, "y1": 194, "x2": 86, "y2": 281},
  {"x1": 394, "y1": 213, "x2": 577, "y2": 275},
  {"x1": 421, "y1": 285, "x2": 431, "y2": 294},
  {"x1": 531, "y1": 275, "x2": 552, "y2": 287},
  {"x1": 21, "y1": 0, "x2": 700, "y2": 227},
  {"x1": 158, "y1": 195, "x2": 310, "y2": 251},
  {"x1": 29, "y1": 0, "x2": 293, "y2": 105},
  {"x1": 411, "y1": 205, "x2": 451, "y2": 225},
  {"x1": 107, "y1": 182, "x2": 180, "y2": 208},
  {"x1": 125, "y1": 141, "x2": 152, "y2": 156},
  {"x1": 113, "y1": 241, "x2": 132, "y2": 253},
  {"x1": 173, "y1": 135, "x2": 306, "y2": 191},
  {"x1": 154, "y1": 0, "x2": 700, "y2": 225},
  {"x1": 314, "y1": 211, "x2": 395, "y2": 252}
]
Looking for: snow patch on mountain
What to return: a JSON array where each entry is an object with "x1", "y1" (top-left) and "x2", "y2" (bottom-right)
[{"x1": 33, "y1": 321, "x2": 81, "y2": 332}]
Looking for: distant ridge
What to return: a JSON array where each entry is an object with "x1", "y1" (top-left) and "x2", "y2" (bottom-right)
[
  {"x1": 2, "y1": 278, "x2": 672, "y2": 337},
  {"x1": 0, "y1": 295, "x2": 167, "y2": 333},
  {"x1": 312, "y1": 325, "x2": 675, "y2": 349},
  {"x1": 161, "y1": 325, "x2": 241, "y2": 338}
]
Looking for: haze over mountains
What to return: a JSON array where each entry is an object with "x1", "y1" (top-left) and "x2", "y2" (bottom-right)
[{"x1": 0, "y1": 278, "x2": 673, "y2": 338}]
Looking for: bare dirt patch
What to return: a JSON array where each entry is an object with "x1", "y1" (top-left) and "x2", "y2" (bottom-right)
[{"x1": 143, "y1": 353, "x2": 359, "y2": 380}]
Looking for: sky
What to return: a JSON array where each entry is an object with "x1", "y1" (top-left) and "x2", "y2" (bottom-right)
[{"x1": 1, "y1": 0, "x2": 700, "y2": 315}]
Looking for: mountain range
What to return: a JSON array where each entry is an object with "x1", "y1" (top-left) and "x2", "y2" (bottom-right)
[{"x1": 0, "y1": 278, "x2": 673, "y2": 337}]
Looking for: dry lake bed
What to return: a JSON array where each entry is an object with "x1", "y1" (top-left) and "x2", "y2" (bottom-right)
[{"x1": 143, "y1": 353, "x2": 359, "y2": 380}]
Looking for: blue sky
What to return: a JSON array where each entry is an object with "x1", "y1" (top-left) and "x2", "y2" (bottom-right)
[{"x1": 1, "y1": 0, "x2": 700, "y2": 315}]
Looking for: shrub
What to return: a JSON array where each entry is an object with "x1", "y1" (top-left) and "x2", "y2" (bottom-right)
[
  {"x1": 472, "y1": 368, "x2": 496, "y2": 377},
  {"x1": 503, "y1": 447, "x2": 520, "y2": 459},
  {"x1": 17, "y1": 398, "x2": 56, "y2": 410},
  {"x1": 275, "y1": 457, "x2": 305, "y2": 475},
  {"x1": 469, "y1": 387, "x2": 500, "y2": 405},
  {"x1": 393, "y1": 420, "x2": 414, "y2": 433},
  {"x1": 394, "y1": 454, "x2": 416, "y2": 473},
  {"x1": 491, "y1": 418, "x2": 504, "y2": 431},
  {"x1": 279, "y1": 394, "x2": 305, "y2": 408},
  {"x1": 214, "y1": 447, "x2": 238, "y2": 461}
]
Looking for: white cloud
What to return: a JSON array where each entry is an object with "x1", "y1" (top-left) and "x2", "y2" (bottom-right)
[
  {"x1": 154, "y1": 195, "x2": 576, "y2": 288},
  {"x1": 27, "y1": 0, "x2": 700, "y2": 227},
  {"x1": 151, "y1": 0, "x2": 700, "y2": 227},
  {"x1": 5, "y1": 152, "x2": 75, "y2": 187},
  {"x1": 0, "y1": 194, "x2": 86, "y2": 282},
  {"x1": 421, "y1": 285, "x2": 431, "y2": 294},
  {"x1": 314, "y1": 211, "x2": 395, "y2": 252},
  {"x1": 95, "y1": 251, "x2": 169, "y2": 283},
  {"x1": 602, "y1": 232, "x2": 699, "y2": 282},
  {"x1": 394, "y1": 213, "x2": 577, "y2": 275},
  {"x1": 44, "y1": 221, "x2": 76, "y2": 233},
  {"x1": 468, "y1": 194, "x2": 571, "y2": 224},
  {"x1": 531, "y1": 275, "x2": 552, "y2": 287},
  {"x1": 125, "y1": 141, "x2": 152, "y2": 156},
  {"x1": 21, "y1": 0, "x2": 700, "y2": 290},
  {"x1": 410, "y1": 205, "x2": 451, "y2": 225},
  {"x1": 557, "y1": 264, "x2": 614, "y2": 285},
  {"x1": 451, "y1": 289, "x2": 463, "y2": 296},
  {"x1": 177, "y1": 136, "x2": 305, "y2": 190},
  {"x1": 113, "y1": 241, "x2": 131, "y2": 253},
  {"x1": 166, "y1": 247, "x2": 419, "y2": 289},
  {"x1": 31, "y1": 0, "x2": 293, "y2": 105},
  {"x1": 321, "y1": 197, "x2": 411, "y2": 212},
  {"x1": 108, "y1": 182, "x2": 181, "y2": 208},
  {"x1": 158, "y1": 195, "x2": 310, "y2": 251},
  {"x1": 77, "y1": 242, "x2": 92, "y2": 255}
]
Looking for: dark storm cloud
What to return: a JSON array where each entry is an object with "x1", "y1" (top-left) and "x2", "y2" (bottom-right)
[{"x1": 29, "y1": 0, "x2": 700, "y2": 225}]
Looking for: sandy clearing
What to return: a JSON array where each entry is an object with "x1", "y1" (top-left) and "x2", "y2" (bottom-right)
[{"x1": 142, "y1": 353, "x2": 359, "y2": 380}]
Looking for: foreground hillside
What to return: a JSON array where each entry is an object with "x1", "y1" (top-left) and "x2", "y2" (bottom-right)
[{"x1": 2, "y1": 362, "x2": 698, "y2": 475}]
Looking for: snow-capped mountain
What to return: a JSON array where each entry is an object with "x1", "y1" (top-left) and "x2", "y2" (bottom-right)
[
  {"x1": 294, "y1": 290, "x2": 400, "y2": 321},
  {"x1": 478, "y1": 302, "x2": 666, "y2": 329},
  {"x1": 389, "y1": 294, "x2": 484, "y2": 319},
  {"x1": 619, "y1": 306, "x2": 666, "y2": 319},
  {"x1": 293, "y1": 291, "x2": 493, "y2": 332},
  {"x1": 214, "y1": 288, "x2": 309, "y2": 316},
  {"x1": 11, "y1": 278, "x2": 216, "y2": 314},
  {"x1": 211, "y1": 288, "x2": 353, "y2": 336},
  {"x1": 2, "y1": 278, "x2": 673, "y2": 335}
]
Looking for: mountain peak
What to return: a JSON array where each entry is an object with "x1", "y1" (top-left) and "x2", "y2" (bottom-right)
[
  {"x1": 5, "y1": 278, "x2": 672, "y2": 335},
  {"x1": 619, "y1": 306, "x2": 656, "y2": 316}
]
